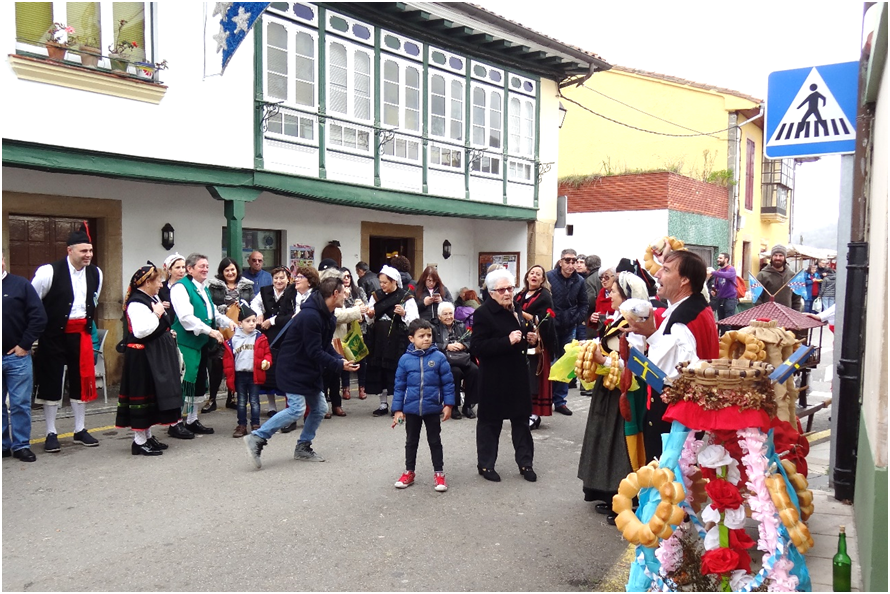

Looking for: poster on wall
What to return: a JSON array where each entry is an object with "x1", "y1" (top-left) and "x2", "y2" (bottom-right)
[
  {"x1": 478, "y1": 252, "x2": 520, "y2": 287},
  {"x1": 289, "y1": 244, "x2": 315, "y2": 274}
]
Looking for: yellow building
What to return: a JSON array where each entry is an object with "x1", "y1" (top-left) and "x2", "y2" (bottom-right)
[{"x1": 558, "y1": 65, "x2": 792, "y2": 276}]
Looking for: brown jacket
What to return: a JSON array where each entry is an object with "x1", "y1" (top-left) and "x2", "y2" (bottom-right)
[{"x1": 756, "y1": 265, "x2": 803, "y2": 311}]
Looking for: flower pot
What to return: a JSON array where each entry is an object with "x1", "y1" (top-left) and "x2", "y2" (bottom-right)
[
  {"x1": 134, "y1": 62, "x2": 156, "y2": 81},
  {"x1": 46, "y1": 43, "x2": 67, "y2": 61},
  {"x1": 79, "y1": 46, "x2": 101, "y2": 68},
  {"x1": 109, "y1": 57, "x2": 128, "y2": 73}
]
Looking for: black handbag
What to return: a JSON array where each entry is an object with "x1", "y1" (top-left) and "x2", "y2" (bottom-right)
[{"x1": 445, "y1": 350, "x2": 471, "y2": 368}]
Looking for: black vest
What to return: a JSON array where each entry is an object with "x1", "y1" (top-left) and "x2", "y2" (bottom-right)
[{"x1": 41, "y1": 259, "x2": 101, "y2": 337}]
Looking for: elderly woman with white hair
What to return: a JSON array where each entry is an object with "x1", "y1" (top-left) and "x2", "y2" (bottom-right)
[
  {"x1": 433, "y1": 301, "x2": 478, "y2": 420},
  {"x1": 364, "y1": 265, "x2": 419, "y2": 417},
  {"x1": 577, "y1": 269, "x2": 650, "y2": 524},
  {"x1": 470, "y1": 268, "x2": 539, "y2": 483}
]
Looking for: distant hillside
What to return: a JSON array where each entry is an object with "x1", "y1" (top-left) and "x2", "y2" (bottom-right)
[{"x1": 793, "y1": 223, "x2": 838, "y2": 249}]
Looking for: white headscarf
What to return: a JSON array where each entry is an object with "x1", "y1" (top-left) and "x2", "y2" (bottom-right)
[
  {"x1": 163, "y1": 252, "x2": 185, "y2": 271},
  {"x1": 616, "y1": 271, "x2": 649, "y2": 301},
  {"x1": 379, "y1": 264, "x2": 402, "y2": 288}
]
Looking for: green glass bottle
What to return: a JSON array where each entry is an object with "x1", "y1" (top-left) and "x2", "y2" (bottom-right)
[{"x1": 832, "y1": 525, "x2": 852, "y2": 592}]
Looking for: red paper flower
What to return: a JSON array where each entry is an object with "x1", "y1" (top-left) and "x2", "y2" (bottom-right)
[
  {"x1": 701, "y1": 548, "x2": 740, "y2": 575},
  {"x1": 546, "y1": 308, "x2": 556, "y2": 318},
  {"x1": 705, "y1": 478, "x2": 743, "y2": 511},
  {"x1": 732, "y1": 547, "x2": 752, "y2": 573},
  {"x1": 729, "y1": 528, "x2": 756, "y2": 550}
]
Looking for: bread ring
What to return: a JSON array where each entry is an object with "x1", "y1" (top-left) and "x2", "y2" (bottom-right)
[
  {"x1": 612, "y1": 493, "x2": 633, "y2": 513},
  {"x1": 611, "y1": 461, "x2": 686, "y2": 548},
  {"x1": 636, "y1": 465, "x2": 654, "y2": 488},
  {"x1": 615, "y1": 509, "x2": 637, "y2": 531}
]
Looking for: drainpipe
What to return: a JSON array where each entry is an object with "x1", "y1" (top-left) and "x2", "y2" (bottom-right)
[
  {"x1": 727, "y1": 112, "x2": 740, "y2": 262},
  {"x1": 833, "y1": 25, "x2": 873, "y2": 503}
]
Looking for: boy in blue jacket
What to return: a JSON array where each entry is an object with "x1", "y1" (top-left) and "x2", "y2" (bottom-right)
[{"x1": 392, "y1": 319, "x2": 455, "y2": 491}]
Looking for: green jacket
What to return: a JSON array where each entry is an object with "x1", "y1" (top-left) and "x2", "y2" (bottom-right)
[{"x1": 171, "y1": 277, "x2": 215, "y2": 350}]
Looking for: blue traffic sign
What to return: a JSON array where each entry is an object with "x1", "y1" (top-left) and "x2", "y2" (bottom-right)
[{"x1": 765, "y1": 62, "x2": 858, "y2": 159}]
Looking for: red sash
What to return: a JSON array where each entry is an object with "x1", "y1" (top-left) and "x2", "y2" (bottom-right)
[{"x1": 65, "y1": 319, "x2": 98, "y2": 403}]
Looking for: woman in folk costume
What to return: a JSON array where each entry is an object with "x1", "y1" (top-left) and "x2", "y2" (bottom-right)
[
  {"x1": 577, "y1": 270, "x2": 650, "y2": 524},
  {"x1": 364, "y1": 264, "x2": 419, "y2": 417},
  {"x1": 513, "y1": 265, "x2": 558, "y2": 430},
  {"x1": 158, "y1": 253, "x2": 186, "y2": 326},
  {"x1": 115, "y1": 263, "x2": 183, "y2": 456},
  {"x1": 251, "y1": 266, "x2": 297, "y2": 418}
]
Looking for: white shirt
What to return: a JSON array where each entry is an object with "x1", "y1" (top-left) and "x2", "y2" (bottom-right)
[
  {"x1": 366, "y1": 291, "x2": 419, "y2": 325},
  {"x1": 31, "y1": 259, "x2": 104, "y2": 320},
  {"x1": 293, "y1": 289, "x2": 313, "y2": 316},
  {"x1": 170, "y1": 277, "x2": 232, "y2": 336},
  {"x1": 127, "y1": 290, "x2": 161, "y2": 339},
  {"x1": 628, "y1": 295, "x2": 699, "y2": 379}
]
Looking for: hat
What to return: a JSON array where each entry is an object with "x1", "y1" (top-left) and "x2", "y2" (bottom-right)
[
  {"x1": 163, "y1": 252, "x2": 185, "y2": 270},
  {"x1": 67, "y1": 221, "x2": 92, "y2": 246},
  {"x1": 318, "y1": 258, "x2": 338, "y2": 272},
  {"x1": 238, "y1": 300, "x2": 258, "y2": 321},
  {"x1": 616, "y1": 271, "x2": 649, "y2": 302},
  {"x1": 129, "y1": 261, "x2": 157, "y2": 289},
  {"x1": 771, "y1": 244, "x2": 788, "y2": 257},
  {"x1": 379, "y1": 264, "x2": 402, "y2": 288}
]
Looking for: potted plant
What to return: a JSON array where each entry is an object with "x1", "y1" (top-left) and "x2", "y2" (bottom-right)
[
  {"x1": 73, "y1": 32, "x2": 101, "y2": 67},
  {"x1": 134, "y1": 59, "x2": 168, "y2": 82},
  {"x1": 107, "y1": 19, "x2": 139, "y2": 73},
  {"x1": 42, "y1": 22, "x2": 75, "y2": 61}
]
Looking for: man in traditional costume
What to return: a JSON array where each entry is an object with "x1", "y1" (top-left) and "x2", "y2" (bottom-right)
[
  {"x1": 31, "y1": 222, "x2": 103, "y2": 452},
  {"x1": 168, "y1": 253, "x2": 232, "y2": 439},
  {"x1": 625, "y1": 250, "x2": 719, "y2": 461}
]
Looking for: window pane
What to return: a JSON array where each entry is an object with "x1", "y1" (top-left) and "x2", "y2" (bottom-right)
[
  {"x1": 431, "y1": 95, "x2": 445, "y2": 116},
  {"x1": 267, "y1": 113, "x2": 282, "y2": 134},
  {"x1": 329, "y1": 43, "x2": 347, "y2": 114},
  {"x1": 358, "y1": 130, "x2": 369, "y2": 150},
  {"x1": 452, "y1": 150, "x2": 462, "y2": 168},
  {"x1": 295, "y1": 80, "x2": 314, "y2": 106},
  {"x1": 491, "y1": 158, "x2": 500, "y2": 175},
  {"x1": 283, "y1": 114, "x2": 299, "y2": 136},
  {"x1": 473, "y1": 105, "x2": 485, "y2": 125},
  {"x1": 344, "y1": 127, "x2": 356, "y2": 147},
  {"x1": 268, "y1": 21, "x2": 287, "y2": 48},
  {"x1": 383, "y1": 104, "x2": 399, "y2": 126},
  {"x1": 406, "y1": 66, "x2": 419, "y2": 88},
  {"x1": 473, "y1": 126, "x2": 484, "y2": 145},
  {"x1": 474, "y1": 87, "x2": 485, "y2": 106},
  {"x1": 294, "y1": 45, "x2": 313, "y2": 79},
  {"x1": 431, "y1": 116, "x2": 445, "y2": 137},
  {"x1": 295, "y1": 30, "x2": 314, "y2": 56},
  {"x1": 113, "y1": 2, "x2": 145, "y2": 61},
  {"x1": 489, "y1": 130, "x2": 501, "y2": 149},
  {"x1": 431, "y1": 75, "x2": 445, "y2": 94},
  {"x1": 330, "y1": 123, "x2": 343, "y2": 144},
  {"x1": 384, "y1": 80, "x2": 399, "y2": 105},
  {"x1": 299, "y1": 117, "x2": 314, "y2": 140},
  {"x1": 405, "y1": 109, "x2": 419, "y2": 131},
  {"x1": 384, "y1": 59, "x2": 398, "y2": 82},
  {"x1": 408, "y1": 141, "x2": 418, "y2": 160},
  {"x1": 67, "y1": 3, "x2": 101, "y2": 47},
  {"x1": 406, "y1": 88, "x2": 419, "y2": 110},
  {"x1": 15, "y1": 2, "x2": 53, "y2": 44},
  {"x1": 451, "y1": 120, "x2": 462, "y2": 141},
  {"x1": 451, "y1": 80, "x2": 463, "y2": 100},
  {"x1": 396, "y1": 139, "x2": 406, "y2": 158},
  {"x1": 431, "y1": 146, "x2": 440, "y2": 161},
  {"x1": 355, "y1": 94, "x2": 370, "y2": 120}
]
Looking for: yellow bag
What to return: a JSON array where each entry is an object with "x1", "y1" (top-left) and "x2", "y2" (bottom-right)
[
  {"x1": 342, "y1": 320, "x2": 369, "y2": 363},
  {"x1": 548, "y1": 339, "x2": 582, "y2": 383}
]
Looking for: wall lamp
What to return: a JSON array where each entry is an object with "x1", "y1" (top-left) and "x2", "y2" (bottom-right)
[{"x1": 161, "y1": 223, "x2": 175, "y2": 250}]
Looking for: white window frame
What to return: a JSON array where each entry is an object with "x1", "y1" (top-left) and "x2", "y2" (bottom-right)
[
  {"x1": 325, "y1": 37, "x2": 373, "y2": 156},
  {"x1": 15, "y1": 2, "x2": 153, "y2": 66},
  {"x1": 470, "y1": 83, "x2": 503, "y2": 178},
  {"x1": 380, "y1": 55, "x2": 421, "y2": 164},
  {"x1": 508, "y1": 94, "x2": 535, "y2": 158},
  {"x1": 428, "y1": 70, "x2": 464, "y2": 171},
  {"x1": 263, "y1": 18, "x2": 318, "y2": 146},
  {"x1": 507, "y1": 159, "x2": 534, "y2": 183}
]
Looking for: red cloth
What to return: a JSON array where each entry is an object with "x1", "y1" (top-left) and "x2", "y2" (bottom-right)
[
  {"x1": 223, "y1": 333, "x2": 272, "y2": 393},
  {"x1": 64, "y1": 319, "x2": 97, "y2": 403},
  {"x1": 594, "y1": 288, "x2": 615, "y2": 318},
  {"x1": 771, "y1": 416, "x2": 810, "y2": 476},
  {"x1": 664, "y1": 401, "x2": 772, "y2": 432},
  {"x1": 686, "y1": 303, "x2": 720, "y2": 359}
]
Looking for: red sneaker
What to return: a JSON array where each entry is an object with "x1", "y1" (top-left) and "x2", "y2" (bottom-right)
[
  {"x1": 434, "y1": 472, "x2": 448, "y2": 492},
  {"x1": 394, "y1": 471, "x2": 415, "y2": 489}
]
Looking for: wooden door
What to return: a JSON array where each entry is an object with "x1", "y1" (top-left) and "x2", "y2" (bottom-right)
[{"x1": 7, "y1": 215, "x2": 99, "y2": 280}]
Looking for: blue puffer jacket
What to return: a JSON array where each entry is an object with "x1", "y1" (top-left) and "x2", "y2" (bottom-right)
[{"x1": 392, "y1": 344, "x2": 455, "y2": 416}]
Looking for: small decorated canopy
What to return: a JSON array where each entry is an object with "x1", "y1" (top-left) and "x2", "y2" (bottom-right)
[{"x1": 718, "y1": 302, "x2": 824, "y2": 331}]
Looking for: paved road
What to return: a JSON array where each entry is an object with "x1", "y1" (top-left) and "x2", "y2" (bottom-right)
[{"x1": 2, "y1": 389, "x2": 629, "y2": 592}]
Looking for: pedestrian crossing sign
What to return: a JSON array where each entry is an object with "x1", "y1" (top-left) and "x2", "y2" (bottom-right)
[{"x1": 765, "y1": 62, "x2": 858, "y2": 159}]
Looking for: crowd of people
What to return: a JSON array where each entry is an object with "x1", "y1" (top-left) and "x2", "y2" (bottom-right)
[{"x1": 2, "y1": 229, "x2": 825, "y2": 510}]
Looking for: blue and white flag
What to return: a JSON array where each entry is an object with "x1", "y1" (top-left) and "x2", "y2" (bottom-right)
[
  {"x1": 749, "y1": 272, "x2": 764, "y2": 302},
  {"x1": 204, "y1": 2, "x2": 271, "y2": 76},
  {"x1": 787, "y1": 269, "x2": 808, "y2": 298},
  {"x1": 627, "y1": 346, "x2": 668, "y2": 392}
]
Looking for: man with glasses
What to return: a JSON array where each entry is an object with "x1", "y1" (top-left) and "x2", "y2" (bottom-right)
[
  {"x1": 545, "y1": 249, "x2": 589, "y2": 416},
  {"x1": 242, "y1": 251, "x2": 272, "y2": 297}
]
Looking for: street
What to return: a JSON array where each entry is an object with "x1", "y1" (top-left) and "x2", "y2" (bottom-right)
[{"x1": 2, "y1": 389, "x2": 629, "y2": 592}]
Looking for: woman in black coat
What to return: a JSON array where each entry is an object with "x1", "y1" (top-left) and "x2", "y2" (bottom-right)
[{"x1": 470, "y1": 268, "x2": 539, "y2": 483}]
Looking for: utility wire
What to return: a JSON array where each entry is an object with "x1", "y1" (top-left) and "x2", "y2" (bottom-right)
[
  {"x1": 559, "y1": 93, "x2": 762, "y2": 138},
  {"x1": 579, "y1": 83, "x2": 721, "y2": 139}
]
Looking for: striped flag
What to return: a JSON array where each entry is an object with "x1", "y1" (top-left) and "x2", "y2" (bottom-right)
[
  {"x1": 788, "y1": 269, "x2": 808, "y2": 298},
  {"x1": 748, "y1": 273, "x2": 764, "y2": 302}
]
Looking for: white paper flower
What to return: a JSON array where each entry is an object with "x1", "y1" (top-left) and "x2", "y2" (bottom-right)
[
  {"x1": 723, "y1": 506, "x2": 747, "y2": 529},
  {"x1": 698, "y1": 444, "x2": 733, "y2": 469},
  {"x1": 726, "y1": 458, "x2": 741, "y2": 485},
  {"x1": 730, "y1": 569, "x2": 754, "y2": 591},
  {"x1": 704, "y1": 526, "x2": 721, "y2": 550},
  {"x1": 702, "y1": 505, "x2": 721, "y2": 524}
]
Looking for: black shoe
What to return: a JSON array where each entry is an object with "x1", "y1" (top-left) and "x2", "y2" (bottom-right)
[
  {"x1": 13, "y1": 448, "x2": 37, "y2": 462},
  {"x1": 44, "y1": 433, "x2": 61, "y2": 453},
  {"x1": 478, "y1": 467, "x2": 501, "y2": 482},
  {"x1": 167, "y1": 423, "x2": 195, "y2": 440},
  {"x1": 73, "y1": 429, "x2": 99, "y2": 447},
  {"x1": 554, "y1": 405, "x2": 573, "y2": 416},
  {"x1": 225, "y1": 393, "x2": 237, "y2": 410},
  {"x1": 451, "y1": 407, "x2": 462, "y2": 420},
  {"x1": 529, "y1": 416, "x2": 542, "y2": 430},
  {"x1": 519, "y1": 466, "x2": 537, "y2": 482},
  {"x1": 568, "y1": 379, "x2": 578, "y2": 389},
  {"x1": 462, "y1": 405, "x2": 476, "y2": 419},
  {"x1": 595, "y1": 502, "x2": 611, "y2": 515},
  {"x1": 266, "y1": 410, "x2": 277, "y2": 419},
  {"x1": 2, "y1": 449, "x2": 10, "y2": 458},
  {"x1": 280, "y1": 421, "x2": 298, "y2": 434},
  {"x1": 185, "y1": 420, "x2": 214, "y2": 434},
  {"x1": 201, "y1": 400, "x2": 217, "y2": 413},
  {"x1": 147, "y1": 436, "x2": 168, "y2": 451},
  {"x1": 372, "y1": 404, "x2": 389, "y2": 417},
  {"x1": 132, "y1": 441, "x2": 162, "y2": 456},
  {"x1": 606, "y1": 513, "x2": 617, "y2": 526},
  {"x1": 580, "y1": 389, "x2": 593, "y2": 397}
]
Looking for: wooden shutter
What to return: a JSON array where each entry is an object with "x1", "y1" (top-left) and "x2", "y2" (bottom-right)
[{"x1": 745, "y1": 139, "x2": 755, "y2": 210}]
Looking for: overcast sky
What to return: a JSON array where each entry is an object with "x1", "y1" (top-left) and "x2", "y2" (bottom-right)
[{"x1": 476, "y1": 0, "x2": 865, "y2": 239}]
